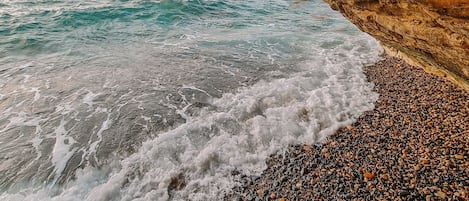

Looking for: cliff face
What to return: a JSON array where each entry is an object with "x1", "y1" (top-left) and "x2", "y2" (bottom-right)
[{"x1": 324, "y1": 0, "x2": 469, "y2": 88}]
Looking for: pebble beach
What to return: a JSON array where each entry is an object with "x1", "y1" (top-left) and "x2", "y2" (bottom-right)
[{"x1": 226, "y1": 57, "x2": 469, "y2": 200}]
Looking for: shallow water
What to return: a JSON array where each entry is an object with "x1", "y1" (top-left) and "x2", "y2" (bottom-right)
[{"x1": 0, "y1": 0, "x2": 381, "y2": 200}]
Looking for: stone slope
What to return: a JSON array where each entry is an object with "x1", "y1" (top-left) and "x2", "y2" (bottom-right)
[{"x1": 324, "y1": 0, "x2": 469, "y2": 89}]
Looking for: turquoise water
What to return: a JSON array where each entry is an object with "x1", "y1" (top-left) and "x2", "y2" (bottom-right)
[
  {"x1": 1, "y1": 0, "x2": 344, "y2": 59},
  {"x1": 0, "y1": 0, "x2": 381, "y2": 200}
]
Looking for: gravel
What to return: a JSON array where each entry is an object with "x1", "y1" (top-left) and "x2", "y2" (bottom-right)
[{"x1": 225, "y1": 57, "x2": 469, "y2": 200}]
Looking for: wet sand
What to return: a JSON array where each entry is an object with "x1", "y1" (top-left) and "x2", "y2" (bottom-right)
[{"x1": 226, "y1": 57, "x2": 469, "y2": 200}]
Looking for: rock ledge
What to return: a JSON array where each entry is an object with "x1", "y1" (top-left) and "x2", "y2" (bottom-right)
[{"x1": 324, "y1": 0, "x2": 469, "y2": 90}]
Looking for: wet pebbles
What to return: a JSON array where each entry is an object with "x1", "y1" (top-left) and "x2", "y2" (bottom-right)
[{"x1": 225, "y1": 57, "x2": 469, "y2": 200}]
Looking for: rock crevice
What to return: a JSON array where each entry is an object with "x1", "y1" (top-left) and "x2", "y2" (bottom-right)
[{"x1": 324, "y1": 0, "x2": 469, "y2": 89}]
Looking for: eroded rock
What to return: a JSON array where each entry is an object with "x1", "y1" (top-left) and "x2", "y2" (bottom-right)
[{"x1": 324, "y1": 0, "x2": 469, "y2": 89}]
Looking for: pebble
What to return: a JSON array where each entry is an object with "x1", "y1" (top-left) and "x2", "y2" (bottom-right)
[
  {"x1": 379, "y1": 174, "x2": 389, "y2": 181},
  {"x1": 256, "y1": 189, "x2": 263, "y2": 197},
  {"x1": 295, "y1": 183, "x2": 302, "y2": 189},
  {"x1": 434, "y1": 191, "x2": 447, "y2": 199},
  {"x1": 270, "y1": 193, "x2": 276, "y2": 199},
  {"x1": 363, "y1": 172, "x2": 374, "y2": 180}
]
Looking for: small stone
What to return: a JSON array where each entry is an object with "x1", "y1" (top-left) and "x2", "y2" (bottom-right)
[
  {"x1": 454, "y1": 155, "x2": 464, "y2": 159},
  {"x1": 345, "y1": 152, "x2": 353, "y2": 158},
  {"x1": 303, "y1": 145, "x2": 311, "y2": 152},
  {"x1": 414, "y1": 164, "x2": 421, "y2": 171},
  {"x1": 380, "y1": 174, "x2": 389, "y2": 181},
  {"x1": 400, "y1": 190, "x2": 410, "y2": 196},
  {"x1": 434, "y1": 191, "x2": 446, "y2": 199},
  {"x1": 295, "y1": 183, "x2": 302, "y2": 189},
  {"x1": 256, "y1": 189, "x2": 263, "y2": 197},
  {"x1": 270, "y1": 193, "x2": 276, "y2": 199},
  {"x1": 324, "y1": 152, "x2": 331, "y2": 158},
  {"x1": 421, "y1": 159, "x2": 430, "y2": 164},
  {"x1": 422, "y1": 187, "x2": 431, "y2": 195},
  {"x1": 278, "y1": 198, "x2": 286, "y2": 201},
  {"x1": 354, "y1": 184, "x2": 360, "y2": 190},
  {"x1": 455, "y1": 189, "x2": 467, "y2": 198},
  {"x1": 363, "y1": 172, "x2": 374, "y2": 179},
  {"x1": 310, "y1": 179, "x2": 316, "y2": 185},
  {"x1": 425, "y1": 195, "x2": 432, "y2": 201},
  {"x1": 168, "y1": 173, "x2": 186, "y2": 191}
]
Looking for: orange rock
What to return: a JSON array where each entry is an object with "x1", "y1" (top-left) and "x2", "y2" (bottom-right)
[
  {"x1": 380, "y1": 174, "x2": 389, "y2": 181},
  {"x1": 278, "y1": 198, "x2": 286, "y2": 201},
  {"x1": 454, "y1": 155, "x2": 464, "y2": 159},
  {"x1": 323, "y1": 0, "x2": 469, "y2": 89},
  {"x1": 363, "y1": 172, "x2": 374, "y2": 179},
  {"x1": 421, "y1": 159, "x2": 430, "y2": 164},
  {"x1": 302, "y1": 145, "x2": 311, "y2": 152},
  {"x1": 256, "y1": 189, "x2": 263, "y2": 197}
]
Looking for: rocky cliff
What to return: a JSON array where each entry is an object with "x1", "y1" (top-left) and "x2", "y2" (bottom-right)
[{"x1": 324, "y1": 0, "x2": 469, "y2": 89}]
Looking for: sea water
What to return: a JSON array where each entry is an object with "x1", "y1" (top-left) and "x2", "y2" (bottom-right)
[{"x1": 0, "y1": 0, "x2": 382, "y2": 200}]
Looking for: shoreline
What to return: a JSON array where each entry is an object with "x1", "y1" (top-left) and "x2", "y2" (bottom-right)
[{"x1": 225, "y1": 57, "x2": 469, "y2": 200}]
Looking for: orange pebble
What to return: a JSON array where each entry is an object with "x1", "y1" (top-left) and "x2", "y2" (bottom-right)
[{"x1": 363, "y1": 172, "x2": 374, "y2": 179}]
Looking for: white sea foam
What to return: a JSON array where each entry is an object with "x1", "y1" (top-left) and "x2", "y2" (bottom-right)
[
  {"x1": 0, "y1": 34, "x2": 382, "y2": 201},
  {"x1": 86, "y1": 109, "x2": 112, "y2": 163},
  {"x1": 82, "y1": 91, "x2": 101, "y2": 108},
  {"x1": 0, "y1": 0, "x2": 385, "y2": 200},
  {"x1": 50, "y1": 119, "x2": 78, "y2": 185}
]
